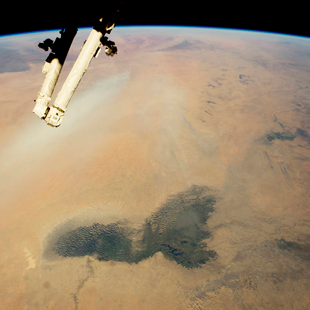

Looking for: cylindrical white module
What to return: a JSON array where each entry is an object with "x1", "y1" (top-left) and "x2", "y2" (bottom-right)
[
  {"x1": 33, "y1": 27, "x2": 77, "y2": 120},
  {"x1": 33, "y1": 58, "x2": 62, "y2": 118},
  {"x1": 45, "y1": 29, "x2": 104, "y2": 127}
]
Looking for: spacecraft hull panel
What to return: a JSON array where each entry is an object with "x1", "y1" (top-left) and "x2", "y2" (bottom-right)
[
  {"x1": 45, "y1": 29, "x2": 103, "y2": 126},
  {"x1": 55, "y1": 30, "x2": 103, "y2": 111}
]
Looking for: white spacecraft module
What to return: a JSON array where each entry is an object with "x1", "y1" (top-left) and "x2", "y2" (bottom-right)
[
  {"x1": 33, "y1": 27, "x2": 78, "y2": 122},
  {"x1": 33, "y1": 14, "x2": 119, "y2": 127}
]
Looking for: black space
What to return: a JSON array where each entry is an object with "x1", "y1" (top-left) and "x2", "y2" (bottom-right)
[{"x1": 1, "y1": 1, "x2": 309, "y2": 38}]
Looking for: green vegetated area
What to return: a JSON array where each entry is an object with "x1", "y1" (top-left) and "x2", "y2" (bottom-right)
[
  {"x1": 266, "y1": 131, "x2": 296, "y2": 142},
  {"x1": 55, "y1": 223, "x2": 132, "y2": 262},
  {"x1": 296, "y1": 128, "x2": 310, "y2": 139},
  {"x1": 55, "y1": 185, "x2": 217, "y2": 268},
  {"x1": 276, "y1": 238, "x2": 310, "y2": 260}
]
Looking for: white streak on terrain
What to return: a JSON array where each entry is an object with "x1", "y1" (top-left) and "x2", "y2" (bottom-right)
[
  {"x1": 0, "y1": 72, "x2": 130, "y2": 208},
  {"x1": 23, "y1": 247, "x2": 36, "y2": 269}
]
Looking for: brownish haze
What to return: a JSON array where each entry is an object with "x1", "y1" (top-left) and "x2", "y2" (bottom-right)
[{"x1": 0, "y1": 27, "x2": 310, "y2": 309}]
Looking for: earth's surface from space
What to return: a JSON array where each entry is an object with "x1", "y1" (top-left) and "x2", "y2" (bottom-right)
[{"x1": 1, "y1": 26, "x2": 310, "y2": 309}]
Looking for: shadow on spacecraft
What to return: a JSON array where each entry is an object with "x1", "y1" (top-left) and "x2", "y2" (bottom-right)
[{"x1": 32, "y1": 1, "x2": 125, "y2": 127}]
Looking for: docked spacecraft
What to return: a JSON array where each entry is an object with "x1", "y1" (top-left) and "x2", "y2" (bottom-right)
[{"x1": 33, "y1": 4, "x2": 123, "y2": 127}]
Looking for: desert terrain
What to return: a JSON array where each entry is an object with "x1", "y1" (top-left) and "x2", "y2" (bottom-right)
[{"x1": 0, "y1": 27, "x2": 310, "y2": 309}]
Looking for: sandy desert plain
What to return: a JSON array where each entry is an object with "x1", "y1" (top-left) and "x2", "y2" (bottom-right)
[{"x1": 0, "y1": 26, "x2": 310, "y2": 309}]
